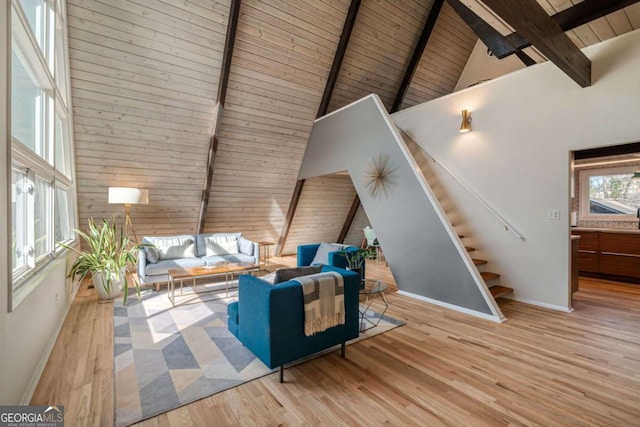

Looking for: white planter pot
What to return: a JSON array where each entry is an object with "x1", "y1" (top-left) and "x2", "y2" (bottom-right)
[{"x1": 92, "y1": 269, "x2": 126, "y2": 300}]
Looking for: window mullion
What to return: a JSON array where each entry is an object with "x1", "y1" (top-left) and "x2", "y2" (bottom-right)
[{"x1": 26, "y1": 169, "x2": 36, "y2": 269}]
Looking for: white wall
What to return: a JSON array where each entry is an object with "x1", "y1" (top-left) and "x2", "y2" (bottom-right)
[
  {"x1": 394, "y1": 29, "x2": 640, "y2": 310},
  {"x1": 454, "y1": 40, "x2": 526, "y2": 92},
  {"x1": 1, "y1": 1, "x2": 79, "y2": 405}
]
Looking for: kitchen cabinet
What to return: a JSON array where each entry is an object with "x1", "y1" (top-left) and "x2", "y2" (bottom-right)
[
  {"x1": 572, "y1": 230, "x2": 598, "y2": 273},
  {"x1": 571, "y1": 230, "x2": 640, "y2": 280}
]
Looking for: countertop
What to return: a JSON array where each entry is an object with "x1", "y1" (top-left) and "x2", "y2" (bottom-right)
[{"x1": 572, "y1": 227, "x2": 640, "y2": 234}]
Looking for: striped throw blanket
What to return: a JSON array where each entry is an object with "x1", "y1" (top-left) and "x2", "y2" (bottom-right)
[{"x1": 293, "y1": 272, "x2": 345, "y2": 337}]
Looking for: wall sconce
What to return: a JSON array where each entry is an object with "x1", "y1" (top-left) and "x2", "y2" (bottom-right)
[
  {"x1": 459, "y1": 109, "x2": 472, "y2": 133},
  {"x1": 108, "y1": 187, "x2": 149, "y2": 242}
]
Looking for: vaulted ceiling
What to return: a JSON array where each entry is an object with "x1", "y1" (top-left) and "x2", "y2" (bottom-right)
[{"x1": 66, "y1": 0, "x2": 640, "y2": 247}]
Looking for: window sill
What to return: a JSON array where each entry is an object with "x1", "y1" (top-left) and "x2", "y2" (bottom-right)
[{"x1": 10, "y1": 247, "x2": 75, "y2": 312}]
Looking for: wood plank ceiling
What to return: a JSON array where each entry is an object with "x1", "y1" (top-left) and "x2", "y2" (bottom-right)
[
  {"x1": 68, "y1": 0, "x2": 229, "y2": 237},
  {"x1": 67, "y1": 0, "x2": 640, "y2": 246}
]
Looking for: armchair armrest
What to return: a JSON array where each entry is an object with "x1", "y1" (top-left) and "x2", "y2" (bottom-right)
[
  {"x1": 137, "y1": 248, "x2": 147, "y2": 282},
  {"x1": 237, "y1": 274, "x2": 303, "y2": 367}
]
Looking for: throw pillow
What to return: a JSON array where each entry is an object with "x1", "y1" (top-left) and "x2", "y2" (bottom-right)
[
  {"x1": 273, "y1": 265, "x2": 322, "y2": 284},
  {"x1": 144, "y1": 246, "x2": 160, "y2": 264},
  {"x1": 238, "y1": 237, "x2": 254, "y2": 256},
  {"x1": 206, "y1": 236, "x2": 239, "y2": 256},
  {"x1": 157, "y1": 239, "x2": 196, "y2": 260},
  {"x1": 310, "y1": 242, "x2": 345, "y2": 266}
]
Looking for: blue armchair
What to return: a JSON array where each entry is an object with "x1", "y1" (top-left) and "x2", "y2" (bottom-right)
[
  {"x1": 227, "y1": 265, "x2": 360, "y2": 382},
  {"x1": 297, "y1": 243, "x2": 365, "y2": 280}
]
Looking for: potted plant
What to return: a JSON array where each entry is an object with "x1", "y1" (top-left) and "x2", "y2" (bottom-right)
[
  {"x1": 58, "y1": 217, "x2": 145, "y2": 304},
  {"x1": 338, "y1": 247, "x2": 376, "y2": 287}
]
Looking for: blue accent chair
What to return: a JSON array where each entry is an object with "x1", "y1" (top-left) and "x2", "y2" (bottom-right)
[
  {"x1": 227, "y1": 265, "x2": 360, "y2": 382},
  {"x1": 297, "y1": 243, "x2": 365, "y2": 279}
]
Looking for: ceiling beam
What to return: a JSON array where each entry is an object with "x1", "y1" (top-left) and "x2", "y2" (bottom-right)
[
  {"x1": 447, "y1": 0, "x2": 521, "y2": 59},
  {"x1": 505, "y1": 0, "x2": 640, "y2": 53},
  {"x1": 197, "y1": 0, "x2": 242, "y2": 234},
  {"x1": 337, "y1": 195, "x2": 361, "y2": 244},
  {"x1": 275, "y1": 0, "x2": 362, "y2": 257},
  {"x1": 391, "y1": 0, "x2": 445, "y2": 113},
  {"x1": 481, "y1": 0, "x2": 591, "y2": 87}
]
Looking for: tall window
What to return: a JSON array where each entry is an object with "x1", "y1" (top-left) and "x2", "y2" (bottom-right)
[
  {"x1": 10, "y1": 0, "x2": 76, "y2": 293},
  {"x1": 579, "y1": 166, "x2": 640, "y2": 221}
]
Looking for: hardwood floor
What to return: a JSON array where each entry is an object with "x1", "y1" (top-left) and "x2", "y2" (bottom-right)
[{"x1": 31, "y1": 259, "x2": 640, "y2": 426}]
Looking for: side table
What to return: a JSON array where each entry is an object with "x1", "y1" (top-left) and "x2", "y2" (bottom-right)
[
  {"x1": 359, "y1": 279, "x2": 388, "y2": 332},
  {"x1": 257, "y1": 241, "x2": 275, "y2": 272}
]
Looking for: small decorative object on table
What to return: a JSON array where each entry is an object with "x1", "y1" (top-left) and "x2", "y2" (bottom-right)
[{"x1": 338, "y1": 247, "x2": 376, "y2": 288}]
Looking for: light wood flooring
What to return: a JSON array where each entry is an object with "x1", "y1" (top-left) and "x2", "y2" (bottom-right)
[{"x1": 31, "y1": 257, "x2": 640, "y2": 426}]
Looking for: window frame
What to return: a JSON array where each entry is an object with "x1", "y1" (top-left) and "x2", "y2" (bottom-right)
[
  {"x1": 578, "y1": 165, "x2": 639, "y2": 222},
  {"x1": 9, "y1": 0, "x2": 77, "y2": 309}
]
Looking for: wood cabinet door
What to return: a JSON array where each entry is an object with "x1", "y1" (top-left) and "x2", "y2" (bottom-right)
[
  {"x1": 598, "y1": 232, "x2": 640, "y2": 278},
  {"x1": 572, "y1": 231, "x2": 599, "y2": 273}
]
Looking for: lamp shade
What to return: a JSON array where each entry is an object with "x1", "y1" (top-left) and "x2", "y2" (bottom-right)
[{"x1": 108, "y1": 187, "x2": 149, "y2": 205}]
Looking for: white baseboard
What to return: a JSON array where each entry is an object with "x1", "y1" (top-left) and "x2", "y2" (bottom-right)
[
  {"x1": 396, "y1": 290, "x2": 505, "y2": 323},
  {"x1": 19, "y1": 282, "x2": 81, "y2": 405},
  {"x1": 510, "y1": 296, "x2": 574, "y2": 313}
]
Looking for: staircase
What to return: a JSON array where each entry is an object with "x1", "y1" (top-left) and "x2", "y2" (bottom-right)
[{"x1": 402, "y1": 130, "x2": 514, "y2": 302}]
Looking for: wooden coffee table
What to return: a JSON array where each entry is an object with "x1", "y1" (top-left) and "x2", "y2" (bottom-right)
[{"x1": 167, "y1": 262, "x2": 259, "y2": 306}]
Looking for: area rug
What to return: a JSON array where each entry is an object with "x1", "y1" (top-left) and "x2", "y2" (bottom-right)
[{"x1": 113, "y1": 284, "x2": 404, "y2": 427}]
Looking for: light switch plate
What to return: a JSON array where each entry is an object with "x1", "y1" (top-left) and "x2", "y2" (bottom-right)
[{"x1": 547, "y1": 209, "x2": 560, "y2": 220}]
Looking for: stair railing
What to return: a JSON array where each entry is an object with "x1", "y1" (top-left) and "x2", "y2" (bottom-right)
[{"x1": 397, "y1": 126, "x2": 525, "y2": 241}]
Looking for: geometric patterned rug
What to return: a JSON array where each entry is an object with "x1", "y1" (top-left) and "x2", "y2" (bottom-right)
[{"x1": 113, "y1": 284, "x2": 404, "y2": 427}]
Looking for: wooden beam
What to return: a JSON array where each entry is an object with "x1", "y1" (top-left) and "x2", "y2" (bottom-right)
[
  {"x1": 316, "y1": 0, "x2": 362, "y2": 117},
  {"x1": 505, "y1": 0, "x2": 640, "y2": 53},
  {"x1": 447, "y1": 0, "x2": 520, "y2": 59},
  {"x1": 337, "y1": 195, "x2": 361, "y2": 244},
  {"x1": 197, "y1": 0, "x2": 241, "y2": 233},
  {"x1": 391, "y1": 0, "x2": 444, "y2": 113},
  {"x1": 275, "y1": 179, "x2": 305, "y2": 257},
  {"x1": 482, "y1": 0, "x2": 591, "y2": 87},
  {"x1": 276, "y1": 0, "x2": 362, "y2": 256}
]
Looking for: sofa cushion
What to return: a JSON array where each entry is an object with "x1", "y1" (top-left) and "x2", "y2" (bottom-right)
[
  {"x1": 197, "y1": 233, "x2": 242, "y2": 257},
  {"x1": 145, "y1": 257, "x2": 206, "y2": 276},
  {"x1": 203, "y1": 235, "x2": 239, "y2": 256},
  {"x1": 238, "y1": 237, "x2": 254, "y2": 256},
  {"x1": 310, "y1": 242, "x2": 346, "y2": 265},
  {"x1": 273, "y1": 266, "x2": 322, "y2": 284},
  {"x1": 144, "y1": 246, "x2": 160, "y2": 264},
  {"x1": 143, "y1": 235, "x2": 197, "y2": 260}
]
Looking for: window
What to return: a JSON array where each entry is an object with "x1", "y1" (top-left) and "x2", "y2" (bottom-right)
[
  {"x1": 579, "y1": 166, "x2": 640, "y2": 221},
  {"x1": 11, "y1": 49, "x2": 46, "y2": 156},
  {"x1": 10, "y1": 0, "x2": 76, "y2": 296}
]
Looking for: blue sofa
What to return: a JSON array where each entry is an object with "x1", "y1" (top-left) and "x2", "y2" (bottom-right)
[
  {"x1": 297, "y1": 243, "x2": 365, "y2": 280},
  {"x1": 227, "y1": 265, "x2": 360, "y2": 382}
]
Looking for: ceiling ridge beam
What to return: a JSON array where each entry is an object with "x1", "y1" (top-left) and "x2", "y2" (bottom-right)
[
  {"x1": 276, "y1": 0, "x2": 362, "y2": 257},
  {"x1": 391, "y1": 0, "x2": 445, "y2": 113},
  {"x1": 481, "y1": 0, "x2": 591, "y2": 87},
  {"x1": 197, "y1": 0, "x2": 242, "y2": 234}
]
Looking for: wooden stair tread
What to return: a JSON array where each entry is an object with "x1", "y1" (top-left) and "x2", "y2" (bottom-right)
[
  {"x1": 490, "y1": 285, "x2": 513, "y2": 299},
  {"x1": 465, "y1": 246, "x2": 476, "y2": 252},
  {"x1": 473, "y1": 259, "x2": 487, "y2": 266},
  {"x1": 481, "y1": 272, "x2": 500, "y2": 281}
]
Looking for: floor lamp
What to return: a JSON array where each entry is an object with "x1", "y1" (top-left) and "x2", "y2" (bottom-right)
[{"x1": 108, "y1": 187, "x2": 149, "y2": 243}]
